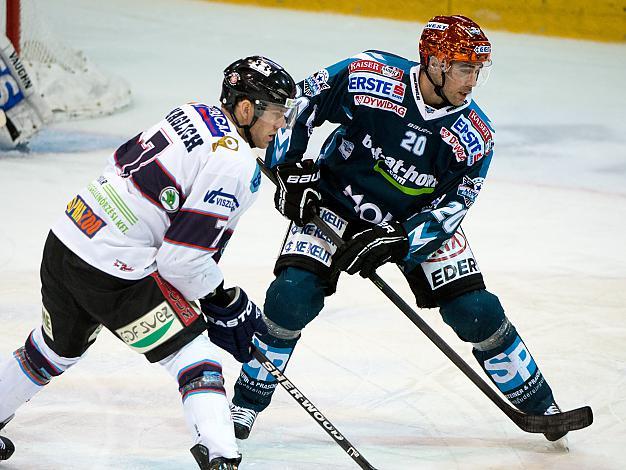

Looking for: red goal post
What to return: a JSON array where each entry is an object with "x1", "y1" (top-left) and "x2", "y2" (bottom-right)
[{"x1": 6, "y1": 0, "x2": 18, "y2": 54}]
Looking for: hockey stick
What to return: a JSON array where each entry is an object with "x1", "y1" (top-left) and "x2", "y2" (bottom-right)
[
  {"x1": 257, "y1": 159, "x2": 593, "y2": 436},
  {"x1": 251, "y1": 346, "x2": 378, "y2": 470}
]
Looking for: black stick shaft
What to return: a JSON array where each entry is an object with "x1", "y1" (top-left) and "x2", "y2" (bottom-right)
[
  {"x1": 307, "y1": 212, "x2": 593, "y2": 433},
  {"x1": 251, "y1": 346, "x2": 377, "y2": 469}
]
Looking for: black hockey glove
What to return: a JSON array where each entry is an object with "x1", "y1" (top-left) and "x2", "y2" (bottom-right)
[
  {"x1": 200, "y1": 285, "x2": 267, "y2": 363},
  {"x1": 334, "y1": 221, "x2": 410, "y2": 278},
  {"x1": 273, "y1": 160, "x2": 322, "y2": 226}
]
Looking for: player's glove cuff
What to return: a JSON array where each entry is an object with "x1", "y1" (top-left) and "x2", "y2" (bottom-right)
[{"x1": 273, "y1": 160, "x2": 322, "y2": 226}]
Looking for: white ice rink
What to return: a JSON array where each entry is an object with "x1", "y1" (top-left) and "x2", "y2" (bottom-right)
[{"x1": 1, "y1": 0, "x2": 625, "y2": 468}]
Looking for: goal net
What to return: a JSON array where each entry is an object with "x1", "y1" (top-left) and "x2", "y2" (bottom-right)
[{"x1": 1, "y1": 0, "x2": 131, "y2": 120}]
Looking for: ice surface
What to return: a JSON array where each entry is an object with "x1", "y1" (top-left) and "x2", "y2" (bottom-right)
[{"x1": 1, "y1": 1, "x2": 625, "y2": 468}]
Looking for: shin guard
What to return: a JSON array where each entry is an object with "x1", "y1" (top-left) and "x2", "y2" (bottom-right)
[
  {"x1": 473, "y1": 319, "x2": 555, "y2": 414},
  {"x1": 0, "y1": 327, "x2": 81, "y2": 422},
  {"x1": 160, "y1": 335, "x2": 238, "y2": 461},
  {"x1": 232, "y1": 334, "x2": 297, "y2": 413}
]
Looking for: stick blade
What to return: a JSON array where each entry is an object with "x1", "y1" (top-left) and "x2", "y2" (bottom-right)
[{"x1": 515, "y1": 406, "x2": 593, "y2": 434}]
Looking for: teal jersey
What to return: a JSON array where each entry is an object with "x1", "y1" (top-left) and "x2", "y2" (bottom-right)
[{"x1": 266, "y1": 50, "x2": 495, "y2": 270}]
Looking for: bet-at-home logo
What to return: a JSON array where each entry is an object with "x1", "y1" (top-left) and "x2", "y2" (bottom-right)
[
  {"x1": 115, "y1": 302, "x2": 183, "y2": 354},
  {"x1": 159, "y1": 186, "x2": 180, "y2": 212}
]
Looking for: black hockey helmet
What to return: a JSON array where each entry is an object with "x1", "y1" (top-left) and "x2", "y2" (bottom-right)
[{"x1": 221, "y1": 56, "x2": 298, "y2": 133}]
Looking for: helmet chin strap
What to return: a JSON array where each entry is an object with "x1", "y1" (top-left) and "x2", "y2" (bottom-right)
[
  {"x1": 424, "y1": 65, "x2": 453, "y2": 108},
  {"x1": 241, "y1": 123, "x2": 257, "y2": 149},
  {"x1": 230, "y1": 111, "x2": 259, "y2": 149}
]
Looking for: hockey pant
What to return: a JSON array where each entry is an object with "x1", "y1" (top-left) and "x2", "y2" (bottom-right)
[{"x1": 232, "y1": 267, "x2": 556, "y2": 415}]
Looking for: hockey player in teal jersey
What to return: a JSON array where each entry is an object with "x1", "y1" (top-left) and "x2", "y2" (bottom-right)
[{"x1": 230, "y1": 15, "x2": 567, "y2": 445}]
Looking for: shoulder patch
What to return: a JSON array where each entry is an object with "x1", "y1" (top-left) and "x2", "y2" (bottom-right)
[
  {"x1": 212, "y1": 135, "x2": 239, "y2": 152},
  {"x1": 250, "y1": 164, "x2": 261, "y2": 193},
  {"x1": 193, "y1": 104, "x2": 231, "y2": 137},
  {"x1": 468, "y1": 110, "x2": 494, "y2": 151},
  {"x1": 303, "y1": 69, "x2": 330, "y2": 97},
  {"x1": 450, "y1": 114, "x2": 489, "y2": 166}
]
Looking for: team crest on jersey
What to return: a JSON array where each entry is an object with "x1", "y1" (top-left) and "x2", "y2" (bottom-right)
[
  {"x1": 212, "y1": 135, "x2": 239, "y2": 152},
  {"x1": 303, "y1": 69, "x2": 330, "y2": 97},
  {"x1": 65, "y1": 195, "x2": 106, "y2": 238},
  {"x1": 457, "y1": 176, "x2": 484, "y2": 207},
  {"x1": 193, "y1": 104, "x2": 231, "y2": 137},
  {"x1": 159, "y1": 186, "x2": 180, "y2": 212}
]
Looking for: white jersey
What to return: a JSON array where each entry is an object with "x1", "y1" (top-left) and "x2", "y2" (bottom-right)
[{"x1": 52, "y1": 102, "x2": 262, "y2": 300}]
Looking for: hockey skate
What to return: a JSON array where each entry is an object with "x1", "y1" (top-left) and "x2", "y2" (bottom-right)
[
  {"x1": 543, "y1": 403, "x2": 569, "y2": 450},
  {"x1": 0, "y1": 415, "x2": 15, "y2": 461},
  {"x1": 190, "y1": 444, "x2": 242, "y2": 469},
  {"x1": 229, "y1": 403, "x2": 258, "y2": 440},
  {"x1": 0, "y1": 436, "x2": 15, "y2": 461}
]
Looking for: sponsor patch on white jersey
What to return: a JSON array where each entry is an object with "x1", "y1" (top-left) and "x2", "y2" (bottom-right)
[
  {"x1": 115, "y1": 302, "x2": 184, "y2": 354},
  {"x1": 159, "y1": 186, "x2": 180, "y2": 212}
]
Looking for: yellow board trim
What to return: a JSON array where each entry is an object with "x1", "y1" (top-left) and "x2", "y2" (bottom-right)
[{"x1": 207, "y1": 0, "x2": 625, "y2": 43}]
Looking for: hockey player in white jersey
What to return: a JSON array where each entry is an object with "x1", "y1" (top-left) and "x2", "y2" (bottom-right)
[{"x1": 0, "y1": 55, "x2": 297, "y2": 469}]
